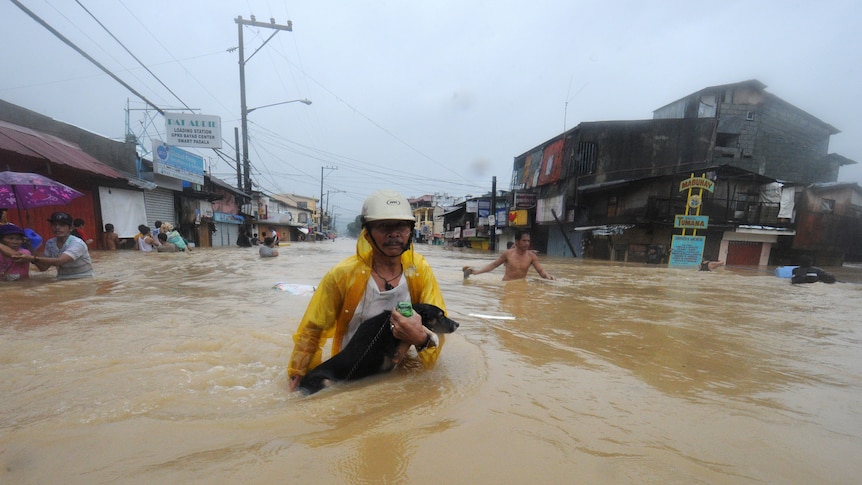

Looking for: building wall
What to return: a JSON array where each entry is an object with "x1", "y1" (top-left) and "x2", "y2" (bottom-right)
[
  {"x1": 792, "y1": 186, "x2": 862, "y2": 263},
  {"x1": 568, "y1": 119, "x2": 716, "y2": 186},
  {"x1": 746, "y1": 95, "x2": 835, "y2": 183}
]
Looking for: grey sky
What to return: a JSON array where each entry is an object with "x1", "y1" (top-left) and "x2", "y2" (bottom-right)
[{"x1": 2, "y1": 0, "x2": 860, "y2": 223}]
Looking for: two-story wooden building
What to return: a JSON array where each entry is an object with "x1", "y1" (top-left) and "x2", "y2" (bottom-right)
[{"x1": 510, "y1": 80, "x2": 859, "y2": 265}]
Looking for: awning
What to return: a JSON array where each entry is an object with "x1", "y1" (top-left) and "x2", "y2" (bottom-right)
[
  {"x1": 0, "y1": 120, "x2": 126, "y2": 180},
  {"x1": 574, "y1": 224, "x2": 634, "y2": 236},
  {"x1": 125, "y1": 176, "x2": 158, "y2": 190},
  {"x1": 297, "y1": 227, "x2": 309, "y2": 234}
]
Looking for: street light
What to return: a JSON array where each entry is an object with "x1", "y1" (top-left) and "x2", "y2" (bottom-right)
[
  {"x1": 247, "y1": 98, "x2": 312, "y2": 114},
  {"x1": 236, "y1": 16, "x2": 294, "y2": 194},
  {"x1": 240, "y1": 98, "x2": 311, "y2": 193}
]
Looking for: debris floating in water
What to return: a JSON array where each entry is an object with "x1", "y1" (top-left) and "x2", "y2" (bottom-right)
[
  {"x1": 468, "y1": 313, "x2": 515, "y2": 320},
  {"x1": 273, "y1": 283, "x2": 316, "y2": 295}
]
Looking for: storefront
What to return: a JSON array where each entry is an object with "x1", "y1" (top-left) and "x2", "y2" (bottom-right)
[{"x1": 212, "y1": 211, "x2": 244, "y2": 247}]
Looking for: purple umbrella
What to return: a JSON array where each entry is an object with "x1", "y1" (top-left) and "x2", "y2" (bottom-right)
[{"x1": 0, "y1": 171, "x2": 84, "y2": 210}]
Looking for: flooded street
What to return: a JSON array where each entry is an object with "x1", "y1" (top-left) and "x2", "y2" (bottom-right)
[{"x1": 2, "y1": 238, "x2": 862, "y2": 484}]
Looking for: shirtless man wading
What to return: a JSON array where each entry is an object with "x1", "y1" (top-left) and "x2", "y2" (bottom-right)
[{"x1": 463, "y1": 231, "x2": 555, "y2": 281}]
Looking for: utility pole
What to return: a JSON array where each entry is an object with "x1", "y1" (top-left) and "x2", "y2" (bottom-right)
[
  {"x1": 234, "y1": 127, "x2": 241, "y2": 190},
  {"x1": 236, "y1": 15, "x2": 293, "y2": 194},
  {"x1": 319, "y1": 166, "x2": 337, "y2": 234},
  {"x1": 490, "y1": 176, "x2": 497, "y2": 251},
  {"x1": 325, "y1": 189, "x2": 345, "y2": 219}
]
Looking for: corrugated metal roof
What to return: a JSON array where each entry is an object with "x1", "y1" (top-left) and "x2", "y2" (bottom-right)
[{"x1": 0, "y1": 120, "x2": 125, "y2": 180}]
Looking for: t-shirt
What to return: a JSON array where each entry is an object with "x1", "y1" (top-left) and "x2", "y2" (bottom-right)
[
  {"x1": 1, "y1": 248, "x2": 31, "y2": 281},
  {"x1": 166, "y1": 231, "x2": 187, "y2": 251},
  {"x1": 44, "y1": 235, "x2": 93, "y2": 279},
  {"x1": 73, "y1": 227, "x2": 90, "y2": 243},
  {"x1": 157, "y1": 242, "x2": 177, "y2": 253},
  {"x1": 259, "y1": 245, "x2": 278, "y2": 258}
]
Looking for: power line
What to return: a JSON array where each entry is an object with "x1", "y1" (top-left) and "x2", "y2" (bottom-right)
[
  {"x1": 74, "y1": 0, "x2": 192, "y2": 112},
  {"x1": 9, "y1": 0, "x2": 165, "y2": 115},
  {"x1": 117, "y1": 0, "x2": 232, "y2": 115}
]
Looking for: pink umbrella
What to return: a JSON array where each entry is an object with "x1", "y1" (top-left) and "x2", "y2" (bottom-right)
[{"x1": 0, "y1": 171, "x2": 84, "y2": 210}]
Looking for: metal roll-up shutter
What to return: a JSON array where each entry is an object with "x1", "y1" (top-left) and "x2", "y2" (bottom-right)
[
  {"x1": 212, "y1": 222, "x2": 236, "y2": 247},
  {"x1": 144, "y1": 188, "x2": 177, "y2": 227}
]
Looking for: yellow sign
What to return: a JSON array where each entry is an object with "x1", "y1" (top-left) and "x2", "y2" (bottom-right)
[
  {"x1": 676, "y1": 173, "x2": 711, "y2": 239},
  {"x1": 679, "y1": 176, "x2": 715, "y2": 193},
  {"x1": 509, "y1": 210, "x2": 529, "y2": 226}
]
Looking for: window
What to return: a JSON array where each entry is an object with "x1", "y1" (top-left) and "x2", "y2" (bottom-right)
[
  {"x1": 298, "y1": 213, "x2": 308, "y2": 223},
  {"x1": 577, "y1": 142, "x2": 597, "y2": 175},
  {"x1": 607, "y1": 195, "x2": 619, "y2": 217},
  {"x1": 297, "y1": 201, "x2": 308, "y2": 209},
  {"x1": 716, "y1": 133, "x2": 739, "y2": 148},
  {"x1": 821, "y1": 199, "x2": 835, "y2": 213}
]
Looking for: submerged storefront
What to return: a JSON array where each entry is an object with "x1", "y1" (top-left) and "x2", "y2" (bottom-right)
[{"x1": 212, "y1": 211, "x2": 244, "y2": 247}]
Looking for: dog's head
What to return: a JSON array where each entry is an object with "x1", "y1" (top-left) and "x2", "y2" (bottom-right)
[{"x1": 411, "y1": 303, "x2": 460, "y2": 334}]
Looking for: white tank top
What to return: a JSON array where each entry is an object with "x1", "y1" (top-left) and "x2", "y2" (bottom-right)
[
  {"x1": 342, "y1": 275, "x2": 409, "y2": 347},
  {"x1": 138, "y1": 235, "x2": 155, "y2": 252}
]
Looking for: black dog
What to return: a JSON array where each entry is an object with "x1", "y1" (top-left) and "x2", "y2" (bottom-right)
[{"x1": 298, "y1": 303, "x2": 459, "y2": 394}]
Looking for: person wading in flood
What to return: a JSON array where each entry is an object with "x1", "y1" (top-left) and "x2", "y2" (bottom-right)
[
  {"x1": 463, "y1": 231, "x2": 555, "y2": 281},
  {"x1": 20, "y1": 211, "x2": 93, "y2": 279},
  {"x1": 287, "y1": 189, "x2": 449, "y2": 391}
]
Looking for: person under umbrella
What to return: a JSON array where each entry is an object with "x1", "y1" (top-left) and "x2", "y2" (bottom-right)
[
  {"x1": 0, "y1": 223, "x2": 32, "y2": 281},
  {"x1": 17, "y1": 211, "x2": 93, "y2": 280},
  {"x1": 1, "y1": 171, "x2": 85, "y2": 252}
]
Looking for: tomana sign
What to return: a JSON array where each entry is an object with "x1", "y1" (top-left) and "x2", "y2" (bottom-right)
[
  {"x1": 165, "y1": 113, "x2": 222, "y2": 148},
  {"x1": 669, "y1": 174, "x2": 712, "y2": 268}
]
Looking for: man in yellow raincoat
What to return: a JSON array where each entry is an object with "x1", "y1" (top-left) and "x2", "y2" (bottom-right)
[{"x1": 288, "y1": 190, "x2": 447, "y2": 391}]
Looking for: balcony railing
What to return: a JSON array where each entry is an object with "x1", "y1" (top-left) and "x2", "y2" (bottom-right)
[{"x1": 642, "y1": 197, "x2": 789, "y2": 227}]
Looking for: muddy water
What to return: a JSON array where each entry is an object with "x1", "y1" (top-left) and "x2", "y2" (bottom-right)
[{"x1": 2, "y1": 239, "x2": 861, "y2": 484}]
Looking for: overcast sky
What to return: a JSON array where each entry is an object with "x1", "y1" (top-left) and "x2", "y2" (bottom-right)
[{"x1": 2, "y1": 0, "x2": 860, "y2": 223}]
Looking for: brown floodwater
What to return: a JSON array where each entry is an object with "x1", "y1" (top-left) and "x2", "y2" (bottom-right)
[{"x1": 2, "y1": 238, "x2": 861, "y2": 484}]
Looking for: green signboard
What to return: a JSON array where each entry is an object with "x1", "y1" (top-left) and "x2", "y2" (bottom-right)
[{"x1": 674, "y1": 215, "x2": 709, "y2": 230}]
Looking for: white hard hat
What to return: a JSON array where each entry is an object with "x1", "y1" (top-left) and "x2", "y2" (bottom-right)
[{"x1": 361, "y1": 190, "x2": 415, "y2": 222}]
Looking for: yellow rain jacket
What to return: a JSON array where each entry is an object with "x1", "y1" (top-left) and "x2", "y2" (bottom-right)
[{"x1": 288, "y1": 229, "x2": 447, "y2": 378}]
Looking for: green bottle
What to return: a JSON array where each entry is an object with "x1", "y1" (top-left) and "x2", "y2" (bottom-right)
[{"x1": 396, "y1": 302, "x2": 413, "y2": 317}]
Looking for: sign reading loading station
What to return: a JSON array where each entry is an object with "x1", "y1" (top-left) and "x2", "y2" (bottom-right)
[{"x1": 165, "y1": 113, "x2": 222, "y2": 148}]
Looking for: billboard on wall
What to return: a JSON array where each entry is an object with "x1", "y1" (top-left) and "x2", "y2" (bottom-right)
[
  {"x1": 152, "y1": 141, "x2": 205, "y2": 185},
  {"x1": 165, "y1": 113, "x2": 222, "y2": 148},
  {"x1": 537, "y1": 139, "x2": 564, "y2": 186},
  {"x1": 495, "y1": 207, "x2": 508, "y2": 227}
]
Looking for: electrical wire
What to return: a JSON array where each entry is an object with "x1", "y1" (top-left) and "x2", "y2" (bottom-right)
[{"x1": 74, "y1": 0, "x2": 193, "y2": 111}]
